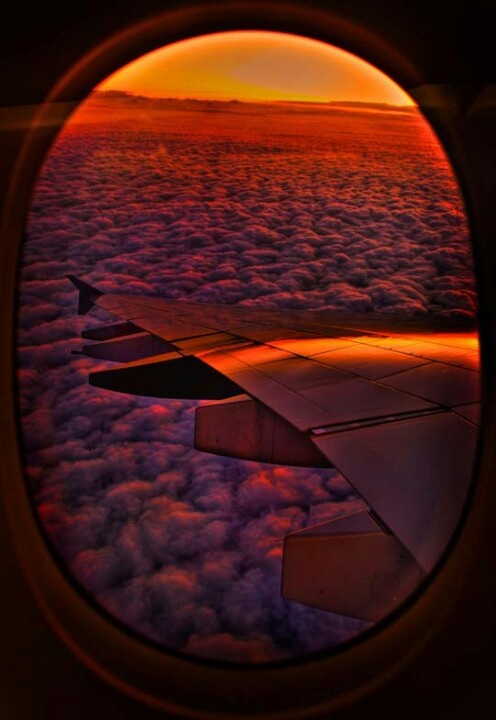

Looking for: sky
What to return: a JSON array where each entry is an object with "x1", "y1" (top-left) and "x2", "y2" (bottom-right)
[{"x1": 98, "y1": 30, "x2": 416, "y2": 105}]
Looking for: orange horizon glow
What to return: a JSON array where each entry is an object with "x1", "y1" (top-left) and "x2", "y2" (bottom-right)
[{"x1": 97, "y1": 31, "x2": 416, "y2": 107}]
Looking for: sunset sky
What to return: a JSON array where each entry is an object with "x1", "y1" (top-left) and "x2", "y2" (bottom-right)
[{"x1": 98, "y1": 31, "x2": 415, "y2": 106}]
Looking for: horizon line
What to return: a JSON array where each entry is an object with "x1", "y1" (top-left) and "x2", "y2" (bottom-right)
[{"x1": 92, "y1": 89, "x2": 416, "y2": 110}]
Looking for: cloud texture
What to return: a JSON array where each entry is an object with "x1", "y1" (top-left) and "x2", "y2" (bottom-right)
[{"x1": 17, "y1": 95, "x2": 475, "y2": 662}]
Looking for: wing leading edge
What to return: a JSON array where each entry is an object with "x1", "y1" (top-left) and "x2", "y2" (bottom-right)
[{"x1": 68, "y1": 276, "x2": 480, "y2": 622}]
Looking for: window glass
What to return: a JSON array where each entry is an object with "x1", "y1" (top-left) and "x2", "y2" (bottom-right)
[{"x1": 17, "y1": 31, "x2": 477, "y2": 664}]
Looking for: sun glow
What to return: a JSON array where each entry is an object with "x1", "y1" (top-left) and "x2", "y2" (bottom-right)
[{"x1": 98, "y1": 31, "x2": 415, "y2": 106}]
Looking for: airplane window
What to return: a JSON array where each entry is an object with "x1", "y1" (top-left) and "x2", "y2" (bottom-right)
[{"x1": 16, "y1": 30, "x2": 478, "y2": 665}]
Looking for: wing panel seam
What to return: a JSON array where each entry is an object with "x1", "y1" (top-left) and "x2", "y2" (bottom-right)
[{"x1": 310, "y1": 406, "x2": 448, "y2": 437}]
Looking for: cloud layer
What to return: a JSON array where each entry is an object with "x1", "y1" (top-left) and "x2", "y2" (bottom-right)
[{"x1": 17, "y1": 96, "x2": 475, "y2": 663}]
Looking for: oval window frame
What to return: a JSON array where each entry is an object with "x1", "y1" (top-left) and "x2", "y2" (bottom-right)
[{"x1": 1, "y1": 3, "x2": 488, "y2": 718}]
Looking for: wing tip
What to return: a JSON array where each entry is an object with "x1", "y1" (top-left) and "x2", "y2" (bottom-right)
[{"x1": 66, "y1": 275, "x2": 103, "y2": 314}]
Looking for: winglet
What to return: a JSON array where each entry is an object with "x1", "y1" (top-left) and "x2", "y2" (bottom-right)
[{"x1": 66, "y1": 275, "x2": 103, "y2": 314}]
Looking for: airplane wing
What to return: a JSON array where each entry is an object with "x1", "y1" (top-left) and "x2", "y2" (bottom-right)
[{"x1": 68, "y1": 276, "x2": 480, "y2": 622}]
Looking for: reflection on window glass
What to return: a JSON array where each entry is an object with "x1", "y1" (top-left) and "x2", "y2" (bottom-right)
[{"x1": 17, "y1": 31, "x2": 478, "y2": 664}]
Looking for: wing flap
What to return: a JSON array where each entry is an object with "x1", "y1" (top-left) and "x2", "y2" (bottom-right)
[
  {"x1": 282, "y1": 510, "x2": 424, "y2": 622},
  {"x1": 313, "y1": 412, "x2": 478, "y2": 572},
  {"x1": 195, "y1": 396, "x2": 331, "y2": 467}
]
